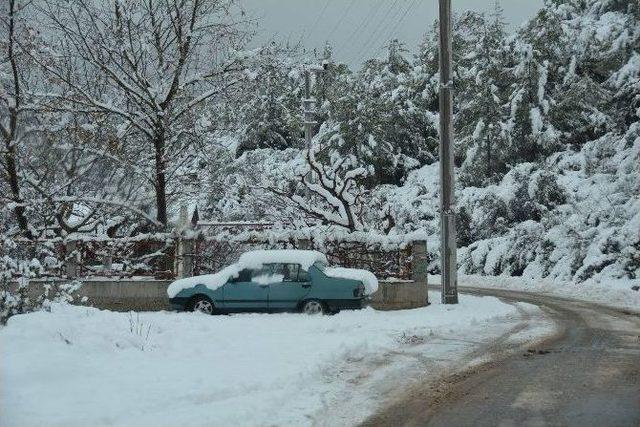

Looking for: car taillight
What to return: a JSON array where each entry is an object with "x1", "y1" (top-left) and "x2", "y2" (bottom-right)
[{"x1": 353, "y1": 283, "x2": 365, "y2": 297}]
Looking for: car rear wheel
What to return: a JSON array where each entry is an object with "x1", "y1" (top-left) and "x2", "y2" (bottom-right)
[
  {"x1": 302, "y1": 299, "x2": 325, "y2": 315},
  {"x1": 189, "y1": 295, "x2": 214, "y2": 314}
]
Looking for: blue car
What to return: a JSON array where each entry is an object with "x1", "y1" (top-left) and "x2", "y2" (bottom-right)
[{"x1": 167, "y1": 250, "x2": 377, "y2": 315}]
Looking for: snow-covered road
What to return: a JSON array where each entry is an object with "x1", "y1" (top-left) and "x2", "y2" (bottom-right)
[
  {"x1": 364, "y1": 287, "x2": 640, "y2": 426},
  {"x1": 0, "y1": 292, "x2": 553, "y2": 427}
]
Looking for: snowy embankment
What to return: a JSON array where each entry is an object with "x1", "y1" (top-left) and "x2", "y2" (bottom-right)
[
  {"x1": 446, "y1": 274, "x2": 640, "y2": 311},
  {"x1": 0, "y1": 293, "x2": 550, "y2": 427}
]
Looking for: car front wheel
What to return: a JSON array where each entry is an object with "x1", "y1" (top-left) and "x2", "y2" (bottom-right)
[
  {"x1": 190, "y1": 295, "x2": 214, "y2": 314},
  {"x1": 301, "y1": 299, "x2": 325, "y2": 315}
]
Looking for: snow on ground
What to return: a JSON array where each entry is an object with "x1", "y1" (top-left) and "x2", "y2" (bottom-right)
[
  {"x1": 0, "y1": 292, "x2": 550, "y2": 427},
  {"x1": 446, "y1": 274, "x2": 640, "y2": 311}
]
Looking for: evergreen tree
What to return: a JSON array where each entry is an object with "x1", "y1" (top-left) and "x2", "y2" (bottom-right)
[
  {"x1": 235, "y1": 45, "x2": 303, "y2": 155},
  {"x1": 457, "y1": 6, "x2": 511, "y2": 185}
]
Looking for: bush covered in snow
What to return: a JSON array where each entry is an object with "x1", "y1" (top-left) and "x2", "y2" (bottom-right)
[
  {"x1": 1, "y1": 238, "x2": 83, "y2": 324},
  {"x1": 0, "y1": 279, "x2": 83, "y2": 325}
]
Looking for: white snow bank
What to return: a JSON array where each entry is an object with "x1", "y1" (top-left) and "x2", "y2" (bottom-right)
[
  {"x1": 0, "y1": 294, "x2": 543, "y2": 427},
  {"x1": 450, "y1": 274, "x2": 640, "y2": 311},
  {"x1": 167, "y1": 250, "x2": 328, "y2": 298},
  {"x1": 324, "y1": 267, "x2": 379, "y2": 294}
]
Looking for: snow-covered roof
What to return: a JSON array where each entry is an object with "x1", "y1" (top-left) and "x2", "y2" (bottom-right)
[
  {"x1": 238, "y1": 250, "x2": 327, "y2": 270},
  {"x1": 167, "y1": 250, "x2": 327, "y2": 298}
]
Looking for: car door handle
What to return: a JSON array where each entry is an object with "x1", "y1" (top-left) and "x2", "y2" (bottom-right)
[
  {"x1": 259, "y1": 285, "x2": 269, "y2": 289},
  {"x1": 302, "y1": 283, "x2": 311, "y2": 288}
]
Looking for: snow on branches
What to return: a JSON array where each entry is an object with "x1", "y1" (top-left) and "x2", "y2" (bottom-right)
[{"x1": 269, "y1": 124, "x2": 372, "y2": 232}]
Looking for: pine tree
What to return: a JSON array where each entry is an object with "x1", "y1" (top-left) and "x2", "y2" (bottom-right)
[
  {"x1": 457, "y1": 6, "x2": 511, "y2": 185},
  {"x1": 235, "y1": 46, "x2": 303, "y2": 155}
]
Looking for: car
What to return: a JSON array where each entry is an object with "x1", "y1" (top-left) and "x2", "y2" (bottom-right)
[{"x1": 167, "y1": 249, "x2": 378, "y2": 315}]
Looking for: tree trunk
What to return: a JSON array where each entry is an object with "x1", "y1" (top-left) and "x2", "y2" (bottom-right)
[
  {"x1": 344, "y1": 202, "x2": 357, "y2": 232},
  {"x1": 3, "y1": 0, "x2": 31, "y2": 238},
  {"x1": 4, "y1": 144, "x2": 31, "y2": 238},
  {"x1": 486, "y1": 133, "x2": 492, "y2": 180},
  {"x1": 153, "y1": 132, "x2": 168, "y2": 227}
]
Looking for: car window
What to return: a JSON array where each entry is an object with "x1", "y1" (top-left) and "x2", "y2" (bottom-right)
[
  {"x1": 313, "y1": 261, "x2": 326, "y2": 271},
  {"x1": 251, "y1": 266, "x2": 284, "y2": 284},
  {"x1": 234, "y1": 264, "x2": 307, "y2": 283},
  {"x1": 270, "y1": 264, "x2": 302, "y2": 282},
  {"x1": 232, "y1": 269, "x2": 252, "y2": 282}
]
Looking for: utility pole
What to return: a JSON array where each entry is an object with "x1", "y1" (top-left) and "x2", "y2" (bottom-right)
[
  {"x1": 303, "y1": 70, "x2": 314, "y2": 153},
  {"x1": 438, "y1": 0, "x2": 458, "y2": 304},
  {"x1": 302, "y1": 64, "x2": 326, "y2": 184}
]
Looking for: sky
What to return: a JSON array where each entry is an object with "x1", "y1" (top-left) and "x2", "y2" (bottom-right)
[{"x1": 241, "y1": 0, "x2": 544, "y2": 68}]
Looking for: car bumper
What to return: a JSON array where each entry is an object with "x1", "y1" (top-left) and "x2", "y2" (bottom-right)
[
  {"x1": 169, "y1": 297, "x2": 189, "y2": 311},
  {"x1": 325, "y1": 298, "x2": 367, "y2": 311}
]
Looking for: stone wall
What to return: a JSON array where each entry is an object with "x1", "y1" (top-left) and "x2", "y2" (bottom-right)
[
  {"x1": 12, "y1": 277, "x2": 428, "y2": 312},
  {"x1": 370, "y1": 281, "x2": 429, "y2": 310}
]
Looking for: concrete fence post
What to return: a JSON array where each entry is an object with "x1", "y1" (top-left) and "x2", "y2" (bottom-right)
[
  {"x1": 102, "y1": 254, "x2": 113, "y2": 272},
  {"x1": 297, "y1": 238, "x2": 312, "y2": 250},
  {"x1": 411, "y1": 240, "x2": 429, "y2": 305},
  {"x1": 175, "y1": 237, "x2": 195, "y2": 279},
  {"x1": 64, "y1": 240, "x2": 80, "y2": 279},
  {"x1": 182, "y1": 238, "x2": 194, "y2": 278}
]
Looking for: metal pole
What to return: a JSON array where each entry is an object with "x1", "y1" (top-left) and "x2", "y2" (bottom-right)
[
  {"x1": 438, "y1": 0, "x2": 458, "y2": 304},
  {"x1": 303, "y1": 67, "x2": 324, "y2": 184},
  {"x1": 303, "y1": 70, "x2": 313, "y2": 152}
]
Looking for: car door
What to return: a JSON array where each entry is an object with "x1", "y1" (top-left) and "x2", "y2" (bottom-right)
[
  {"x1": 268, "y1": 263, "x2": 312, "y2": 311},
  {"x1": 222, "y1": 268, "x2": 270, "y2": 312}
]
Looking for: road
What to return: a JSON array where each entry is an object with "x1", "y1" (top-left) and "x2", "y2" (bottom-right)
[{"x1": 362, "y1": 287, "x2": 640, "y2": 427}]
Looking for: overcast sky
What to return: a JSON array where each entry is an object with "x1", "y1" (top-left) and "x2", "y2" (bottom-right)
[{"x1": 241, "y1": 0, "x2": 543, "y2": 68}]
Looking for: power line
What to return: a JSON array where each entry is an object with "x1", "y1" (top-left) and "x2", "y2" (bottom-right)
[
  {"x1": 335, "y1": 0, "x2": 386, "y2": 57},
  {"x1": 326, "y1": 0, "x2": 356, "y2": 42},
  {"x1": 372, "y1": 0, "x2": 419, "y2": 58},
  {"x1": 356, "y1": 0, "x2": 403, "y2": 60},
  {"x1": 355, "y1": 0, "x2": 404, "y2": 64},
  {"x1": 303, "y1": 0, "x2": 332, "y2": 44}
]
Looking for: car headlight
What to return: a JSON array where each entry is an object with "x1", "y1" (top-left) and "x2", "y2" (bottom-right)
[{"x1": 353, "y1": 283, "x2": 365, "y2": 297}]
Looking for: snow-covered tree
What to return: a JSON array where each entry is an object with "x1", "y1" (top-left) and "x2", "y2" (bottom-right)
[
  {"x1": 456, "y1": 7, "x2": 511, "y2": 185},
  {"x1": 37, "y1": 0, "x2": 251, "y2": 227},
  {"x1": 234, "y1": 45, "x2": 303, "y2": 155},
  {"x1": 268, "y1": 123, "x2": 372, "y2": 232},
  {"x1": 0, "y1": 0, "x2": 40, "y2": 238}
]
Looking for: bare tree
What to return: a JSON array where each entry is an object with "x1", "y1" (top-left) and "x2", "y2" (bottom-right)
[
  {"x1": 36, "y1": 0, "x2": 251, "y2": 227},
  {"x1": 0, "y1": 0, "x2": 34, "y2": 237},
  {"x1": 23, "y1": 115, "x2": 163, "y2": 236}
]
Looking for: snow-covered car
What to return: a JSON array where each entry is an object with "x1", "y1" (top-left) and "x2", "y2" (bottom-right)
[{"x1": 167, "y1": 250, "x2": 378, "y2": 315}]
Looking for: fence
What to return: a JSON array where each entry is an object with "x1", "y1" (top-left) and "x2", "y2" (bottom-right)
[
  {"x1": 1, "y1": 236, "x2": 176, "y2": 281},
  {"x1": 3, "y1": 229, "x2": 430, "y2": 311},
  {"x1": 2, "y1": 229, "x2": 426, "y2": 282},
  {"x1": 186, "y1": 236, "x2": 415, "y2": 280}
]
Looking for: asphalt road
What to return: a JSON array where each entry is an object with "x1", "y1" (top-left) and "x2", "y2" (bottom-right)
[{"x1": 362, "y1": 287, "x2": 640, "y2": 427}]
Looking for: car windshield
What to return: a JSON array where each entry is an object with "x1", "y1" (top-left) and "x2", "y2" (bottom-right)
[{"x1": 314, "y1": 261, "x2": 327, "y2": 271}]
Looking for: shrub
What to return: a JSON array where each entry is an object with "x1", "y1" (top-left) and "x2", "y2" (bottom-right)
[
  {"x1": 1, "y1": 278, "x2": 83, "y2": 325},
  {"x1": 531, "y1": 170, "x2": 567, "y2": 209}
]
